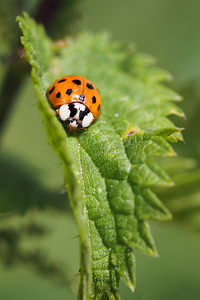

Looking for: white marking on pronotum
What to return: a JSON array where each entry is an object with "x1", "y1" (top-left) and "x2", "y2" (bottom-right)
[
  {"x1": 74, "y1": 102, "x2": 86, "y2": 111},
  {"x1": 71, "y1": 120, "x2": 78, "y2": 128},
  {"x1": 59, "y1": 104, "x2": 70, "y2": 121},
  {"x1": 82, "y1": 112, "x2": 94, "y2": 128},
  {"x1": 58, "y1": 103, "x2": 94, "y2": 128}
]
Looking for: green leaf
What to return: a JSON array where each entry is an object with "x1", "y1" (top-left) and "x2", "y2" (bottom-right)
[
  {"x1": 157, "y1": 157, "x2": 200, "y2": 233},
  {"x1": 175, "y1": 81, "x2": 200, "y2": 162},
  {"x1": 18, "y1": 13, "x2": 183, "y2": 299}
]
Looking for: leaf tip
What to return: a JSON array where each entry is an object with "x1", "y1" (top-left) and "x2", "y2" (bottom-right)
[{"x1": 128, "y1": 283, "x2": 135, "y2": 293}]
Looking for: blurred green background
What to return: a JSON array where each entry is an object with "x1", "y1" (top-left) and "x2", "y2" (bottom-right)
[{"x1": 0, "y1": 0, "x2": 200, "y2": 299}]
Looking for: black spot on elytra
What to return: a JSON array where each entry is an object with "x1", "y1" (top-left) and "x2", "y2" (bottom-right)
[
  {"x1": 66, "y1": 89, "x2": 73, "y2": 96},
  {"x1": 49, "y1": 86, "x2": 55, "y2": 94},
  {"x1": 79, "y1": 106, "x2": 90, "y2": 121},
  {"x1": 57, "y1": 79, "x2": 66, "y2": 83},
  {"x1": 86, "y1": 83, "x2": 94, "y2": 89},
  {"x1": 56, "y1": 92, "x2": 61, "y2": 98},
  {"x1": 92, "y1": 96, "x2": 96, "y2": 103},
  {"x1": 72, "y1": 79, "x2": 81, "y2": 85},
  {"x1": 98, "y1": 104, "x2": 101, "y2": 111},
  {"x1": 69, "y1": 103, "x2": 77, "y2": 117}
]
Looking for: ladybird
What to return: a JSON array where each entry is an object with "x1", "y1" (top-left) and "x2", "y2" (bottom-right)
[{"x1": 47, "y1": 75, "x2": 101, "y2": 130}]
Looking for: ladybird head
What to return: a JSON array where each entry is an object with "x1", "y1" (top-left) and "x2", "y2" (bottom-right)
[{"x1": 58, "y1": 103, "x2": 94, "y2": 129}]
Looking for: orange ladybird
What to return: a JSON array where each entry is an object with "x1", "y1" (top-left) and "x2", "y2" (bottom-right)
[{"x1": 47, "y1": 75, "x2": 101, "y2": 129}]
